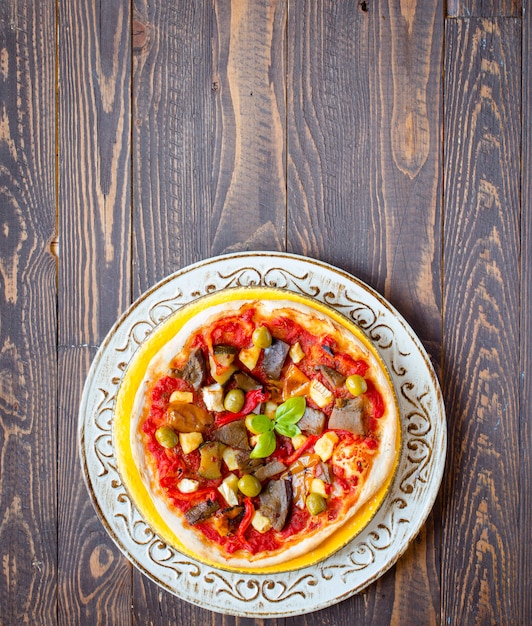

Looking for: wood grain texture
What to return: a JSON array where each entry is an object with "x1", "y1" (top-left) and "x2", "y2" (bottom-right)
[
  {"x1": 58, "y1": 348, "x2": 132, "y2": 626},
  {"x1": 0, "y1": 1, "x2": 57, "y2": 624},
  {"x1": 210, "y1": 0, "x2": 286, "y2": 256},
  {"x1": 131, "y1": 1, "x2": 286, "y2": 623},
  {"x1": 519, "y1": 4, "x2": 531, "y2": 626},
  {"x1": 287, "y1": 2, "x2": 373, "y2": 273},
  {"x1": 57, "y1": 0, "x2": 132, "y2": 346},
  {"x1": 446, "y1": 0, "x2": 521, "y2": 18},
  {"x1": 132, "y1": 0, "x2": 286, "y2": 300},
  {"x1": 288, "y1": 0, "x2": 443, "y2": 360},
  {"x1": 132, "y1": 2, "x2": 217, "y2": 620},
  {"x1": 3, "y1": 0, "x2": 530, "y2": 623},
  {"x1": 287, "y1": 1, "x2": 443, "y2": 623},
  {"x1": 131, "y1": 0, "x2": 215, "y2": 290},
  {"x1": 443, "y1": 17, "x2": 521, "y2": 625},
  {"x1": 56, "y1": 0, "x2": 132, "y2": 624}
]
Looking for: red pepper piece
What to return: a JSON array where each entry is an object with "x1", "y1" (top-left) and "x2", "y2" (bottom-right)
[
  {"x1": 237, "y1": 496, "x2": 255, "y2": 539},
  {"x1": 283, "y1": 434, "x2": 319, "y2": 466}
]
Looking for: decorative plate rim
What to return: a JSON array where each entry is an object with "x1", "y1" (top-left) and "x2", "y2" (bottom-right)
[{"x1": 78, "y1": 251, "x2": 446, "y2": 618}]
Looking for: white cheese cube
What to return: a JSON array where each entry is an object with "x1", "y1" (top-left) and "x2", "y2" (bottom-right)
[
  {"x1": 222, "y1": 447, "x2": 240, "y2": 471},
  {"x1": 169, "y1": 390, "x2": 194, "y2": 404},
  {"x1": 251, "y1": 510, "x2": 272, "y2": 533},
  {"x1": 239, "y1": 344, "x2": 261, "y2": 371},
  {"x1": 309, "y1": 379, "x2": 334, "y2": 408},
  {"x1": 179, "y1": 431, "x2": 203, "y2": 455},
  {"x1": 178, "y1": 478, "x2": 199, "y2": 494},
  {"x1": 217, "y1": 474, "x2": 239, "y2": 506},
  {"x1": 201, "y1": 383, "x2": 225, "y2": 412}
]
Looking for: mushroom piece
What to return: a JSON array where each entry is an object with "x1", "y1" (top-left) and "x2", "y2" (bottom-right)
[
  {"x1": 262, "y1": 339, "x2": 290, "y2": 380},
  {"x1": 252, "y1": 460, "x2": 286, "y2": 482},
  {"x1": 259, "y1": 477, "x2": 292, "y2": 531},
  {"x1": 297, "y1": 406, "x2": 326, "y2": 435},
  {"x1": 232, "y1": 371, "x2": 262, "y2": 391},
  {"x1": 213, "y1": 420, "x2": 250, "y2": 450},
  {"x1": 185, "y1": 499, "x2": 220, "y2": 525},
  {"x1": 328, "y1": 397, "x2": 366, "y2": 435},
  {"x1": 316, "y1": 364, "x2": 346, "y2": 388},
  {"x1": 169, "y1": 348, "x2": 206, "y2": 390},
  {"x1": 167, "y1": 402, "x2": 213, "y2": 433}
]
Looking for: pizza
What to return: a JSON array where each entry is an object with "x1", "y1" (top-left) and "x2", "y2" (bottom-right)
[{"x1": 127, "y1": 296, "x2": 399, "y2": 569}]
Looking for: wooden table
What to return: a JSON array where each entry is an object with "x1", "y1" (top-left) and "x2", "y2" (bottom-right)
[{"x1": 1, "y1": 1, "x2": 530, "y2": 624}]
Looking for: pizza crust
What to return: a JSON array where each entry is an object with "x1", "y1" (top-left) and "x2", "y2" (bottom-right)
[{"x1": 129, "y1": 298, "x2": 399, "y2": 570}]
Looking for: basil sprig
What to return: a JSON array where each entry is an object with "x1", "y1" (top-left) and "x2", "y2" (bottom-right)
[{"x1": 249, "y1": 396, "x2": 306, "y2": 459}]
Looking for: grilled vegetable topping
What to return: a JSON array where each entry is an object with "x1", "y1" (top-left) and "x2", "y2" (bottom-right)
[
  {"x1": 198, "y1": 441, "x2": 223, "y2": 479},
  {"x1": 155, "y1": 426, "x2": 178, "y2": 448},
  {"x1": 346, "y1": 374, "x2": 367, "y2": 396},
  {"x1": 252, "y1": 325, "x2": 272, "y2": 349},
  {"x1": 224, "y1": 388, "x2": 245, "y2": 413}
]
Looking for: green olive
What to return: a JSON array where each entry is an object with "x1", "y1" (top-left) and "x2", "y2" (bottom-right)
[
  {"x1": 252, "y1": 326, "x2": 272, "y2": 349},
  {"x1": 306, "y1": 492, "x2": 327, "y2": 516},
  {"x1": 224, "y1": 388, "x2": 245, "y2": 413},
  {"x1": 237, "y1": 474, "x2": 262, "y2": 497},
  {"x1": 346, "y1": 374, "x2": 368, "y2": 397},
  {"x1": 155, "y1": 425, "x2": 179, "y2": 448}
]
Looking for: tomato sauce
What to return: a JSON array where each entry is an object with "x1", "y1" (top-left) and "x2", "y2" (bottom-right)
[{"x1": 208, "y1": 309, "x2": 255, "y2": 347}]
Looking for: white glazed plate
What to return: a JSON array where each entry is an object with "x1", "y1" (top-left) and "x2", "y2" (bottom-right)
[{"x1": 78, "y1": 252, "x2": 446, "y2": 618}]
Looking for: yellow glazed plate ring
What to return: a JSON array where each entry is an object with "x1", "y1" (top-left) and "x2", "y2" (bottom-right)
[{"x1": 113, "y1": 287, "x2": 402, "y2": 574}]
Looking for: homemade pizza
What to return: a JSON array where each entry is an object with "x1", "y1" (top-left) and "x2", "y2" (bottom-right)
[{"x1": 125, "y1": 295, "x2": 399, "y2": 570}]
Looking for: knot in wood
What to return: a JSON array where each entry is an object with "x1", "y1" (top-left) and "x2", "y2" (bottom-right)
[{"x1": 132, "y1": 20, "x2": 147, "y2": 51}]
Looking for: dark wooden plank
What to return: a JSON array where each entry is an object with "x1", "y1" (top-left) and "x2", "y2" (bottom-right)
[
  {"x1": 287, "y1": 1, "x2": 443, "y2": 623},
  {"x1": 209, "y1": 0, "x2": 286, "y2": 256},
  {"x1": 131, "y1": 0, "x2": 215, "y2": 290},
  {"x1": 57, "y1": 0, "x2": 132, "y2": 346},
  {"x1": 0, "y1": 2, "x2": 57, "y2": 624},
  {"x1": 443, "y1": 17, "x2": 521, "y2": 625},
  {"x1": 131, "y1": 0, "x2": 286, "y2": 623},
  {"x1": 446, "y1": 0, "x2": 521, "y2": 17},
  {"x1": 132, "y1": 0, "x2": 286, "y2": 297},
  {"x1": 58, "y1": 348, "x2": 132, "y2": 625},
  {"x1": 520, "y1": 4, "x2": 531, "y2": 626},
  {"x1": 56, "y1": 0, "x2": 132, "y2": 624}
]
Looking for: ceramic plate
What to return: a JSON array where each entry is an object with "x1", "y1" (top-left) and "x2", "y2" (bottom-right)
[{"x1": 78, "y1": 252, "x2": 446, "y2": 618}]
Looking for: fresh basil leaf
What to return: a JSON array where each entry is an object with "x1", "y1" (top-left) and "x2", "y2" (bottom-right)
[
  {"x1": 250, "y1": 430, "x2": 276, "y2": 459},
  {"x1": 247, "y1": 413, "x2": 273, "y2": 434},
  {"x1": 275, "y1": 422, "x2": 300, "y2": 438},
  {"x1": 275, "y1": 396, "x2": 306, "y2": 425}
]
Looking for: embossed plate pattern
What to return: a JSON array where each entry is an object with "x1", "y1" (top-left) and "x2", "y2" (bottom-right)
[{"x1": 78, "y1": 252, "x2": 446, "y2": 618}]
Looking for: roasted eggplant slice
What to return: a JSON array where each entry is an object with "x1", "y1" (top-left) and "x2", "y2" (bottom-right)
[
  {"x1": 169, "y1": 348, "x2": 206, "y2": 390},
  {"x1": 328, "y1": 397, "x2": 366, "y2": 435},
  {"x1": 316, "y1": 364, "x2": 346, "y2": 388},
  {"x1": 297, "y1": 406, "x2": 326, "y2": 435},
  {"x1": 263, "y1": 339, "x2": 290, "y2": 380},
  {"x1": 213, "y1": 419, "x2": 250, "y2": 450},
  {"x1": 259, "y1": 477, "x2": 292, "y2": 531}
]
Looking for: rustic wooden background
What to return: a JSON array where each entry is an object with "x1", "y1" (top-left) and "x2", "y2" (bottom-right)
[{"x1": 1, "y1": 0, "x2": 530, "y2": 624}]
